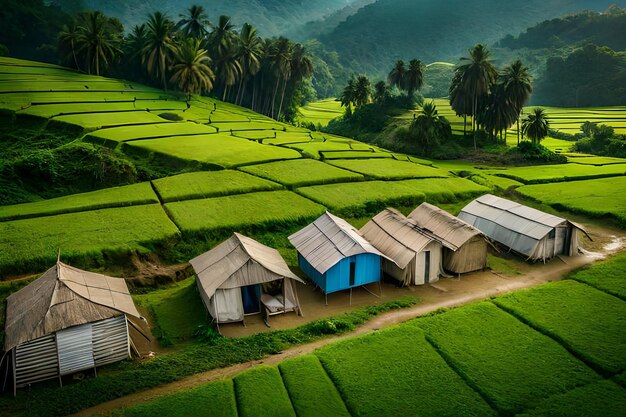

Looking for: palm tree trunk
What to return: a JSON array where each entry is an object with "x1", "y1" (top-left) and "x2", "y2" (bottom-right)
[
  {"x1": 71, "y1": 41, "x2": 80, "y2": 72},
  {"x1": 472, "y1": 95, "x2": 477, "y2": 151},
  {"x1": 278, "y1": 77, "x2": 288, "y2": 120},
  {"x1": 463, "y1": 114, "x2": 467, "y2": 137},
  {"x1": 271, "y1": 78, "x2": 280, "y2": 119},
  {"x1": 222, "y1": 85, "x2": 228, "y2": 102}
]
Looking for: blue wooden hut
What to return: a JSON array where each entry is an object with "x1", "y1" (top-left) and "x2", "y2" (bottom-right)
[{"x1": 289, "y1": 212, "x2": 387, "y2": 303}]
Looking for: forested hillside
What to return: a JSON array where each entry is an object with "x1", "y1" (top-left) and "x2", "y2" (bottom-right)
[{"x1": 319, "y1": 0, "x2": 624, "y2": 77}]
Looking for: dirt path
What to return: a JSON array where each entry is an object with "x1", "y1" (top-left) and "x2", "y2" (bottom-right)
[{"x1": 77, "y1": 232, "x2": 624, "y2": 416}]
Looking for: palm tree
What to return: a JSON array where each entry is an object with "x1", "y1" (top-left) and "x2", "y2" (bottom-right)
[
  {"x1": 58, "y1": 23, "x2": 82, "y2": 71},
  {"x1": 501, "y1": 59, "x2": 532, "y2": 144},
  {"x1": 411, "y1": 101, "x2": 452, "y2": 154},
  {"x1": 74, "y1": 11, "x2": 122, "y2": 76},
  {"x1": 353, "y1": 75, "x2": 372, "y2": 108},
  {"x1": 268, "y1": 37, "x2": 292, "y2": 119},
  {"x1": 449, "y1": 68, "x2": 471, "y2": 137},
  {"x1": 235, "y1": 23, "x2": 263, "y2": 105},
  {"x1": 169, "y1": 38, "x2": 215, "y2": 98},
  {"x1": 280, "y1": 43, "x2": 312, "y2": 117},
  {"x1": 522, "y1": 108, "x2": 550, "y2": 145},
  {"x1": 142, "y1": 12, "x2": 177, "y2": 90},
  {"x1": 208, "y1": 15, "x2": 236, "y2": 59},
  {"x1": 457, "y1": 44, "x2": 498, "y2": 149},
  {"x1": 340, "y1": 76, "x2": 357, "y2": 110},
  {"x1": 374, "y1": 81, "x2": 389, "y2": 105},
  {"x1": 388, "y1": 60, "x2": 406, "y2": 92},
  {"x1": 479, "y1": 83, "x2": 518, "y2": 143},
  {"x1": 405, "y1": 59, "x2": 424, "y2": 98},
  {"x1": 176, "y1": 5, "x2": 210, "y2": 40},
  {"x1": 125, "y1": 24, "x2": 148, "y2": 81},
  {"x1": 215, "y1": 42, "x2": 242, "y2": 101}
]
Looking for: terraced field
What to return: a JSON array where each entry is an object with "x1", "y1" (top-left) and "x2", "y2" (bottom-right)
[
  {"x1": 298, "y1": 98, "x2": 344, "y2": 127},
  {"x1": 118, "y1": 265, "x2": 626, "y2": 417}
]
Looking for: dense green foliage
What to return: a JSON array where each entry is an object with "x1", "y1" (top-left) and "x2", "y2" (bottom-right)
[
  {"x1": 0, "y1": 182, "x2": 157, "y2": 221},
  {"x1": 278, "y1": 355, "x2": 351, "y2": 417},
  {"x1": 570, "y1": 253, "x2": 626, "y2": 300},
  {"x1": 120, "y1": 379, "x2": 237, "y2": 417},
  {"x1": 234, "y1": 366, "x2": 296, "y2": 417},
  {"x1": 494, "y1": 281, "x2": 626, "y2": 375},
  {"x1": 240, "y1": 159, "x2": 363, "y2": 187},
  {"x1": 417, "y1": 302, "x2": 599, "y2": 415},
  {"x1": 516, "y1": 176, "x2": 626, "y2": 226},
  {"x1": 152, "y1": 170, "x2": 281, "y2": 202},
  {"x1": 316, "y1": 323, "x2": 494, "y2": 416}
]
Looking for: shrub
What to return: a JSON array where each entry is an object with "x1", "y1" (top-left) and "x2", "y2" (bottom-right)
[{"x1": 510, "y1": 141, "x2": 567, "y2": 163}]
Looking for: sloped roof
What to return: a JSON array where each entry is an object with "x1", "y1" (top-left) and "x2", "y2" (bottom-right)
[
  {"x1": 458, "y1": 194, "x2": 587, "y2": 256},
  {"x1": 360, "y1": 208, "x2": 437, "y2": 269},
  {"x1": 409, "y1": 202, "x2": 484, "y2": 249},
  {"x1": 4, "y1": 262, "x2": 140, "y2": 351},
  {"x1": 289, "y1": 211, "x2": 386, "y2": 274},
  {"x1": 190, "y1": 233, "x2": 303, "y2": 300}
]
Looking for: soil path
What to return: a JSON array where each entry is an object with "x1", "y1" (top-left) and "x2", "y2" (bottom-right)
[{"x1": 77, "y1": 228, "x2": 624, "y2": 416}]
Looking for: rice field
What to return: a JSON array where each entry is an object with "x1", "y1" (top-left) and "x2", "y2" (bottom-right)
[
  {"x1": 239, "y1": 159, "x2": 364, "y2": 187},
  {"x1": 516, "y1": 176, "x2": 626, "y2": 225},
  {"x1": 0, "y1": 182, "x2": 158, "y2": 221},
  {"x1": 152, "y1": 171, "x2": 282, "y2": 202},
  {"x1": 328, "y1": 158, "x2": 450, "y2": 179},
  {"x1": 489, "y1": 163, "x2": 626, "y2": 184},
  {"x1": 416, "y1": 302, "x2": 599, "y2": 415},
  {"x1": 234, "y1": 366, "x2": 296, "y2": 417},
  {"x1": 298, "y1": 98, "x2": 344, "y2": 127},
  {"x1": 570, "y1": 253, "x2": 626, "y2": 300},
  {"x1": 297, "y1": 178, "x2": 488, "y2": 216},
  {"x1": 165, "y1": 191, "x2": 326, "y2": 235},
  {"x1": 494, "y1": 280, "x2": 626, "y2": 374},
  {"x1": 0, "y1": 204, "x2": 180, "y2": 276},
  {"x1": 124, "y1": 134, "x2": 303, "y2": 168}
]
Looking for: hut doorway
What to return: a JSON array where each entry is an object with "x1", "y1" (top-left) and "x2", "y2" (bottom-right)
[
  {"x1": 424, "y1": 251, "x2": 431, "y2": 284},
  {"x1": 242, "y1": 284, "x2": 262, "y2": 315}
]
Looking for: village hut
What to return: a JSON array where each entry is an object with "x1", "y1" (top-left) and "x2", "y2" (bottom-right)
[
  {"x1": 360, "y1": 208, "x2": 447, "y2": 286},
  {"x1": 189, "y1": 233, "x2": 304, "y2": 327},
  {"x1": 409, "y1": 202, "x2": 488, "y2": 274},
  {"x1": 289, "y1": 212, "x2": 387, "y2": 302},
  {"x1": 458, "y1": 194, "x2": 589, "y2": 261},
  {"x1": 2, "y1": 262, "x2": 143, "y2": 394}
]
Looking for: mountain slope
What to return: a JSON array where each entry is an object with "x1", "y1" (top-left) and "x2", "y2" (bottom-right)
[{"x1": 320, "y1": 0, "x2": 626, "y2": 76}]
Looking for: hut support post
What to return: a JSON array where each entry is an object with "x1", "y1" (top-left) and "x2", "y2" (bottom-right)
[{"x1": 349, "y1": 288, "x2": 352, "y2": 306}]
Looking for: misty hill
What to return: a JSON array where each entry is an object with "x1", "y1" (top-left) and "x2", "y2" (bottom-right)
[
  {"x1": 80, "y1": 0, "x2": 361, "y2": 37},
  {"x1": 319, "y1": 0, "x2": 625, "y2": 76}
]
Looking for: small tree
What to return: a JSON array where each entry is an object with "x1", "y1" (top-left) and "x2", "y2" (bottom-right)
[
  {"x1": 522, "y1": 108, "x2": 550, "y2": 145},
  {"x1": 410, "y1": 101, "x2": 451, "y2": 154}
]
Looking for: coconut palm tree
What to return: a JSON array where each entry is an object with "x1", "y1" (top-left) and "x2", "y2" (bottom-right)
[
  {"x1": 169, "y1": 38, "x2": 215, "y2": 98},
  {"x1": 500, "y1": 59, "x2": 532, "y2": 144},
  {"x1": 235, "y1": 23, "x2": 262, "y2": 105},
  {"x1": 522, "y1": 108, "x2": 550, "y2": 145},
  {"x1": 208, "y1": 15, "x2": 236, "y2": 59},
  {"x1": 340, "y1": 76, "x2": 357, "y2": 109},
  {"x1": 142, "y1": 12, "x2": 177, "y2": 90},
  {"x1": 74, "y1": 11, "x2": 122, "y2": 76},
  {"x1": 58, "y1": 23, "x2": 82, "y2": 71},
  {"x1": 457, "y1": 44, "x2": 498, "y2": 149},
  {"x1": 215, "y1": 41, "x2": 242, "y2": 101},
  {"x1": 405, "y1": 59, "x2": 424, "y2": 98},
  {"x1": 124, "y1": 24, "x2": 148, "y2": 81},
  {"x1": 449, "y1": 68, "x2": 472, "y2": 137},
  {"x1": 374, "y1": 81, "x2": 389, "y2": 105},
  {"x1": 353, "y1": 75, "x2": 372, "y2": 108},
  {"x1": 388, "y1": 60, "x2": 406, "y2": 93},
  {"x1": 176, "y1": 5, "x2": 210, "y2": 40},
  {"x1": 280, "y1": 43, "x2": 312, "y2": 117},
  {"x1": 268, "y1": 37, "x2": 292, "y2": 119},
  {"x1": 479, "y1": 83, "x2": 518, "y2": 143},
  {"x1": 411, "y1": 101, "x2": 451, "y2": 154}
]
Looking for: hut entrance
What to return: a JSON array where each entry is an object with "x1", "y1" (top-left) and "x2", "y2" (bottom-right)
[
  {"x1": 424, "y1": 251, "x2": 431, "y2": 284},
  {"x1": 242, "y1": 284, "x2": 262, "y2": 315},
  {"x1": 349, "y1": 258, "x2": 356, "y2": 286}
]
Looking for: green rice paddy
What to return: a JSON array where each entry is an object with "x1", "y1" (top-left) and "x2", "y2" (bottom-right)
[
  {"x1": 328, "y1": 158, "x2": 450, "y2": 180},
  {"x1": 490, "y1": 163, "x2": 626, "y2": 184},
  {"x1": 298, "y1": 98, "x2": 344, "y2": 127},
  {"x1": 517, "y1": 176, "x2": 626, "y2": 225},
  {"x1": 152, "y1": 171, "x2": 281, "y2": 202},
  {"x1": 234, "y1": 366, "x2": 296, "y2": 417},
  {"x1": 0, "y1": 182, "x2": 158, "y2": 221},
  {"x1": 239, "y1": 159, "x2": 364, "y2": 187},
  {"x1": 570, "y1": 253, "x2": 626, "y2": 300}
]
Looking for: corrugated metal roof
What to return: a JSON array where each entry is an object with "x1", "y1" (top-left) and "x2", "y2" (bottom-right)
[
  {"x1": 409, "y1": 202, "x2": 484, "y2": 249},
  {"x1": 4, "y1": 262, "x2": 140, "y2": 351},
  {"x1": 190, "y1": 233, "x2": 303, "y2": 300},
  {"x1": 458, "y1": 194, "x2": 583, "y2": 257},
  {"x1": 289, "y1": 211, "x2": 386, "y2": 274},
  {"x1": 360, "y1": 208, "x2": 435, "y2": 269}
]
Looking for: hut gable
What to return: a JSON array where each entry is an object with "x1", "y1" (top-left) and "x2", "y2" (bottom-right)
[
  {"x1": 190, "y1": 233, "x2": 303, "y2": 299},
  {"x1": 289, "y1": 211, "x2": 385, "y2": 274},
  {"x1": 360, "y1": 208, "x2": 435, "y2": 269},
  {"x1": 409, "y1": 202, "x2": 484, "y2": 249},
  {"x1": 4, "y1": 262, "x2": 140, "y2": 352}
]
